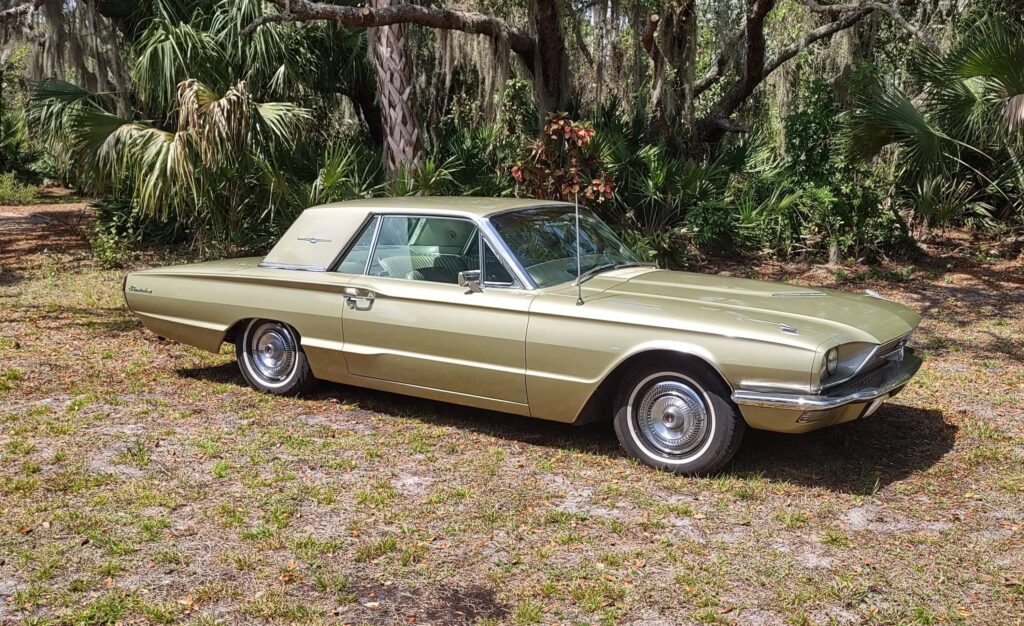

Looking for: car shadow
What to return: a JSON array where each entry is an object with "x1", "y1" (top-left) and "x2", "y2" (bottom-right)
[
  {"x1": 730, "y1": 403, "x2": 955, "y2": 493},
  {"x1": 177, "y1": 364, "x2": 954, "y2": 493}
]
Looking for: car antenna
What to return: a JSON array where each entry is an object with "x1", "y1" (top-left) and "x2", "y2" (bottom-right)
[{"x1": 575, "y1": 189, "x2": 584, "y2": 306}]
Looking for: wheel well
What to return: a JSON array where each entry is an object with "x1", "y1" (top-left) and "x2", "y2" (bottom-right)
[
  {"x1": 223, "y1": 318, "x2": 252, "y2": 346},
  {"x1": 224, "y1": 318, "x2": 305, "y2": 347},
  {"x1": 573, "y1": 350, "x2": 731, "y2": 424}
]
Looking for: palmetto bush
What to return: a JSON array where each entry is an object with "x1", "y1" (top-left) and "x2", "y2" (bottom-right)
[
  {"x1": 846, "y1": 18, "x2": 1024, "y2": 229},
  {"x1": 23, "y1": 0, "x2": 381, "y2": 252},
  {"x1": 30, "y1": 77, "x2": 310, "y2": 249}
]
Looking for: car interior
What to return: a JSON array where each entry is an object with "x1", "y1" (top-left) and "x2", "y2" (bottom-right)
[{"x1": 336, "y1": 215, "x2": 514, "y2": 285}]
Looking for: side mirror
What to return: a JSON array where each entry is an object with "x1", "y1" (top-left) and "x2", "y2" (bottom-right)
[{"x1": 458, "y1": 270, "x2": 483, "y2": 293}]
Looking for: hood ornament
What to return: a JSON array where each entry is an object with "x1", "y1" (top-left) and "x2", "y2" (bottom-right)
[
  {"x1": 297, "y1": 237, "x2": 332, "y2": 244},
  {"x1": 779, "y1": 323, "x2": 799, "y2": 334}
]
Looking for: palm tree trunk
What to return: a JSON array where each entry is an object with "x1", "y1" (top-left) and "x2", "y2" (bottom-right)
[{"x1": 368, "y1": 0, "x2": 422, "y2": 174}]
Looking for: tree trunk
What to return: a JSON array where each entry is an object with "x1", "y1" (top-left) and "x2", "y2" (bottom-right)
[
  {"x1": 642, "y1": 0, "x2": 698, "y2": 148},
  {"x1": 531, "y1": 0, "x2": 568, "y2": 123},
  {"x1": 368, "y1": 0, "x2": 422, "y2": 174}
]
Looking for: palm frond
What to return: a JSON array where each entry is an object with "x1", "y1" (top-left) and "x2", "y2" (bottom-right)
[
  {"x1": 255, "y1": 101, "x2": 312, "y2": 146},
  {"x1": 131, "y1": 18, "x2": 227, "y2": 116},
  {"x1": 845, "y1": 81, "x2": 948, "y2": 174}
]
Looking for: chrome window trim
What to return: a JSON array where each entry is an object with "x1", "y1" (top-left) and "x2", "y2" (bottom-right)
[
  {"x1": 478, "y1": 217, "x2": 536, "y2": 289},
  {"x1": 321, "y1": 213, "x2": 379, "y2": 274},
  {"x1": 362, "y1": 215, "x2": 384, "y2": 276},
  {"x1": 477, "y1": 233, "x2": 518, "y2": 289}
]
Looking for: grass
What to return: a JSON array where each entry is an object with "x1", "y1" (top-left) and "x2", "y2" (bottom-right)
[{"x1": 1, "y1": 205, "x2": 1022, "y2": 624}]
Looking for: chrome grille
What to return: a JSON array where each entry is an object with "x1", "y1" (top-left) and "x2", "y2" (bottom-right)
[
  {"x1": 826, "y1": 359, "x2": 902, "y2": 397},
  {"x1": 864, "y1": 332, "x2": 911, "y2": 372}
]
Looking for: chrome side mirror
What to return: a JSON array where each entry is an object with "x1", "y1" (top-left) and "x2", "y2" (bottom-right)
[{"x1": 458, "y1": 270, "x2": 483, "y2": 293}]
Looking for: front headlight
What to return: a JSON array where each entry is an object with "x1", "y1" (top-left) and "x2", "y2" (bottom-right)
[{"x1": 825, "y1": 348, "x2": 838, "y2": 376}]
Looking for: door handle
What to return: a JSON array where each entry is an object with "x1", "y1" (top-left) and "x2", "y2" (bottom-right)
[{"x1": 342, "y1": 287, "x2": 375, "y2": 311}]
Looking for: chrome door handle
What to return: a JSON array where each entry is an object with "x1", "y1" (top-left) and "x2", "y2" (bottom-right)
[{"x1": 343, "y1": 287, "x2": 375, "y2": 311}]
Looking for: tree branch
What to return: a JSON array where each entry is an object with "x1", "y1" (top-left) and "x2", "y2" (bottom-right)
[
  {"x1": 242, "y1": 0, "x2": 537, "y2": 69},
  {"x1": 639, "y1": 13, "x2": 660, "y2": 64},
  {"x1": 804, "y1": 0, "x2": 937, "y2": 51},
  {"x1": 706, "y1": 0, "x2": 775, "y2": 125},
  {"x1": 695, "y1": 0, "x2": 884, "y2": 142},
  {"x1": 764, "y1": 5, "x2": 872, "y2": 76},
  {"x1": 693, "y1": 24, "x2": 744, "y2": 98},
  {"x1": 0, "y1": 0, "x2": 45, "y2": 26}
]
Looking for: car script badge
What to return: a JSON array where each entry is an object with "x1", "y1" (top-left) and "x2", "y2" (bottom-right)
[{"x1": 297, "y1": 237, "x2": 332, "y2": 244}]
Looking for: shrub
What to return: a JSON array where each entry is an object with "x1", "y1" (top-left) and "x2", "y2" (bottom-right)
[
  {"x1": 684, "y1": 201, "x2": 739, "y2": 252},
  {"x1": 620, "y1": 227, "x2": 694, "y2": 269},
  {"x1": 511, "y1": 113, "x2": 613, "y2": 203},
  {"x1": 89, "y1": 196, "x2": 188, "y2": 268},
  {"x1": 91, "y1": 196, "x2": 186, "y2": 245},
  {"x1": 90, "y1": 228, "x2": 129, "y2": 269},
  {"x1": 0, "y1": 172, "x2": 36, "y2": 205}
]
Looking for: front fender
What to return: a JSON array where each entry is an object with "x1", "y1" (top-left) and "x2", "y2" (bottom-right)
[{"x1": 525, "y1": 309, "x2": 815, "y2": 423}]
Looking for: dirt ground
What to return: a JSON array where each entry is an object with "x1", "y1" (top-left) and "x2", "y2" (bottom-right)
[{"x1": 1, "y1": 203, "x2": 1022, "y2": 625}]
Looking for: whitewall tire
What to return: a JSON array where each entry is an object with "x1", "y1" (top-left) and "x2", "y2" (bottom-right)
[
  {"x1": 235, "y1": 319, "x2": 317, "y2": 395},
  {"x1": 613, "y1": 362, "x2": 744, "y2": 475}
]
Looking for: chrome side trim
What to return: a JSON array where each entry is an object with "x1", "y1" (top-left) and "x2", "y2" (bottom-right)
[
  {"x1": 258, "y1": 261, "x2": 327, "y2": 272},
  {"x1": 733, "y1": 350, "x2": 921, "y2": 410}
]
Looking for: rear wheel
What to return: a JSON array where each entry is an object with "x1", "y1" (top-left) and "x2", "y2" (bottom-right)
[
  {"x1": 235, "y1": 319, "x2": 317, "y2": 395},
  {"x1": 613, "y1": 362, "x2": 744, "y2": 475}
]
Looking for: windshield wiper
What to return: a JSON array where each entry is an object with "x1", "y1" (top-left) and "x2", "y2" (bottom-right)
[{"x1": 574, "y1": 262, "x2": 653, "y2": 285}]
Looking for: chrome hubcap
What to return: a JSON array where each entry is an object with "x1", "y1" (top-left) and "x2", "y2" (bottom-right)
[
  {"x1": 635, "y1": 381, "x2": 709, "y2": 455},
  {"x1": 249, "y1": 323, "x2": 296, "y2": 382}
]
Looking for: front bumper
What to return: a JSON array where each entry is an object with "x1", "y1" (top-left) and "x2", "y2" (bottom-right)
[{"x1": 731, "y1": 350, "x2": 922, "y2": 433}]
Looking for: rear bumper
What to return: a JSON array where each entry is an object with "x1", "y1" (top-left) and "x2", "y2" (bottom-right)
[{"x1": 731, "y1": 350, "x2": 922, "y2": 433}]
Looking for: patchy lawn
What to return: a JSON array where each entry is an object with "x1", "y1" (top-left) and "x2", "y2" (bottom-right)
[{"x1": 1, "y1": 203, "x2": 1022, "y2": 626}]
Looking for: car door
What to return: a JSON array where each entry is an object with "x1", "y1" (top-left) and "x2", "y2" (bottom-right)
[{"x1": 336, "y1": 214, "x2": 534, "y2": 406}]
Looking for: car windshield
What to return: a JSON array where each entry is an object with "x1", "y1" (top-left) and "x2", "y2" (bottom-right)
[{"x1": 489, "y1": 206, "x2": 643, "y2": 288}]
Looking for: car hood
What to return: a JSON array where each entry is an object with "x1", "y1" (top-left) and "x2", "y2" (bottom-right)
[{"x1": 560, "y1": 268, "x2": 921, "y2": 350}]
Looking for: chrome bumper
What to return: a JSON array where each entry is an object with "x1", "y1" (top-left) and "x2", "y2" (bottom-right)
[{"x1": 732, "y1": 350, "x2": 922, "y2": 410}]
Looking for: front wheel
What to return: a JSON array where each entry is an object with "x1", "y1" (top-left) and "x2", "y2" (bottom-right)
[
  {"x1": 613, "y1": 363, "x2": 744, "y2": 475},
  {"x1": 236, "y1": 319, "x2": 317, "y2": 395}
]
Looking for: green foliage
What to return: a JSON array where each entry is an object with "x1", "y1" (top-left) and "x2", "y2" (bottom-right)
[
  {"x1": 785, "y1": 80, "x2": 839, "y2": 182},
  {"x1": 684, "y1": 201, "x2": 737, "y2": 251},
  {"x1": 620, "y1": 227, "x2": 693, "y2": 269},
  {"x1": 1, "y1": 48, "x2": 44, "y2": 183},
  {"x1": 847, "y1": 18, "x2": 1024, "y2": 231},
  {"x1": 4, "y1": 0, "x2": 1020, "y2": 263},
  {"x1": 0, "y1": 172, "x2": 36, "y2": 205},
  {"x1": 309, "y1": 141, "x2": 380, "y2": 205}
]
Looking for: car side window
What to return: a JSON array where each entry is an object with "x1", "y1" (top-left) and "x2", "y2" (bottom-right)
[
  {"x1": 483, "y1": 239, "x2": 514, "y2": 285},
  {"x1": 335, "y1": 216, "x2": 379, "y2": 274},
  {"x1": 368, "y1": 216, "x2": 477, "y2": 284}
]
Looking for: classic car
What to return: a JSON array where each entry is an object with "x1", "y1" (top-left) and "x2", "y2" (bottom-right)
[{"x1": 124, "y1": 197, "x2": 923, "y2": 474}]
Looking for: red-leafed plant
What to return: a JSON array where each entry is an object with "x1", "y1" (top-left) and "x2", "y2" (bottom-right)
[{"x1": 511, "y1": 113, "x2": 613, "y2": 203}]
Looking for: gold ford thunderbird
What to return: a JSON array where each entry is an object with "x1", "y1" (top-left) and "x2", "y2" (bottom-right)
[{"x1": 124, "y1": 197, "x2": 923, "y2": 474}]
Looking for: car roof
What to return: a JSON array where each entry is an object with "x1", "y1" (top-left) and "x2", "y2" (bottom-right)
[
  {"x1": 311, "y1": 196, "x2": 574, "y2": 219},
  {"x1": 261, "y1": 197, "x2": 578, "y2": 271}
]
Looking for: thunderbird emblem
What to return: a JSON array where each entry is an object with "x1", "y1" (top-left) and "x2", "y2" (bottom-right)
[{"x1": 297, "y1": 237, "x2": 332, "y2": 244}]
